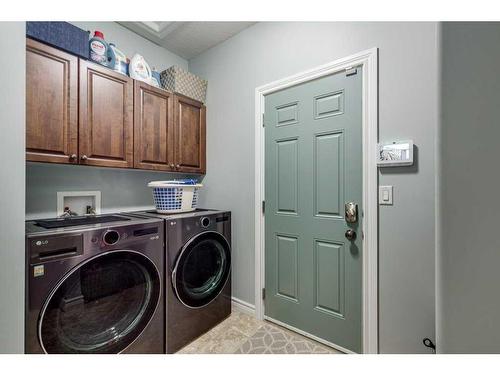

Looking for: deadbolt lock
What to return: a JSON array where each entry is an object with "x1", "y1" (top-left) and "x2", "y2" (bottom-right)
[{"x1": 345, "y1": 202, "x2": 358, "y2": 223}]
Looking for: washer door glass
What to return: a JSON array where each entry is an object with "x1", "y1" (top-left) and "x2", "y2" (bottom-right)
[
  {"x1": 39, "y1": 251, "x2": 160, "y2": 354},
  {"x1": 173, "y1": 231, "x2": 231, "y2": 308}
]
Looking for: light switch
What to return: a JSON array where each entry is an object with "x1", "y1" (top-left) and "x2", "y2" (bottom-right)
[{"x1": 379, "y1": 186, "x2": 393, "y2": 205}]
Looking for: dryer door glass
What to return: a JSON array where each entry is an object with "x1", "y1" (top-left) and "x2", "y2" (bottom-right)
[
  {"x1": 39, "y1": 251, "x2": 161, "y2": 354},
  {"x1": 173, "y1": 231, "x2": 231, "y2": 308}
]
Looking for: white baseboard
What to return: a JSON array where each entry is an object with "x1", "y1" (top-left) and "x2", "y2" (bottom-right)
[{"x1": 231, "y1": 297, "x2": 256, "y2": 316}]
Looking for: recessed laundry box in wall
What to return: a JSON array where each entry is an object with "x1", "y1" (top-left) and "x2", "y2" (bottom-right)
[
  {"x1": 56, "y1": 191, "x2": 101, "y2": 216},
  {"x1": 148, "y1": 180, "x2": 203, "y2": 214}
]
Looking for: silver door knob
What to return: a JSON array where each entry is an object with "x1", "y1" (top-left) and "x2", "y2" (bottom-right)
[
  {"x1": 345, "y1": 229, "x2": 357, "y2": 241},
  {"x1": 69, "y1": 154, "x2": 77, "y2": 160},
  {"x1": 176, "y1": 164, "x2": 180, "y2": 169},
  {"x1": 170, "y1": 163, "x2": 175, "y2": 168},
  {"x1": 81, "y1": 155, "x2": 88, "y2": 161}
]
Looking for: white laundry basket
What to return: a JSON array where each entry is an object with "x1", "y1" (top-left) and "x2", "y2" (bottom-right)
[{"x1": 148, "y1": 180, "x2": 203, "y2": 214}]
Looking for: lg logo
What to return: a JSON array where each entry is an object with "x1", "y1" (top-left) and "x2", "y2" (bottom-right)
[{"x1": 35, "y1": 240, "x2": 49, "y2": 246}]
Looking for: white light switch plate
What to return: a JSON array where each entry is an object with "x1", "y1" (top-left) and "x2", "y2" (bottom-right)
[{"x1": 379, "y1": 186, "x2": 393, "y2": 205}]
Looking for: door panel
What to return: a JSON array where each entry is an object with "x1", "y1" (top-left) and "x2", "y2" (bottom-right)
[
  {"x1": 276, "y1": 102, "x2": 299, "y2": 126},
  {"x1": 134, "y1": 81, "x2": 174, "y2": 171},
  {"x1": 79, "y1": 60, "x2": 133, "y2": 168},
  {"x1": 276, "y1": 234, "x2": 299, "y2": 301},
  {"x1": 314, "y1": 90, "x2": 344, "y2": 119},
  {"x1": 173, "y1": 95, "x2": 206, "y2": 174},
  {"x1": 314, "y1": 240, "x2": 345, "y2": 317},
  {"x1": 265, "y1": 69, "x2": 362, "y2": 352},
  {"x1": 314, "y1": 131, "x2": 344, "y2": 218},
  {"x1": 26, "y1": 38, "x2": 78, "y2": 163},
  {"x1": 276, "y1": 138, "x2": 299, "y2": 215}
]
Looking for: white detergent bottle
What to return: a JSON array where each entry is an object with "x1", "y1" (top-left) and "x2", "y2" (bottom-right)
[{"x1": 129, "y1": 54, "x2": 152, "y2": 83}]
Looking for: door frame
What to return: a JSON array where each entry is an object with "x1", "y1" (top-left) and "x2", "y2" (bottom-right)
[{"x1": 254, "y1": 48, "x2": 378, "y2": 354}]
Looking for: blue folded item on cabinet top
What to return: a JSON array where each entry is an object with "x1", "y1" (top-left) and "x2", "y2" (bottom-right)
[
  {"x1": 26, "y1": 21, "x2": 89, "y2": 59},
  {"x1": 151, "y1": 70, "x2": 162, "y2": 87}
]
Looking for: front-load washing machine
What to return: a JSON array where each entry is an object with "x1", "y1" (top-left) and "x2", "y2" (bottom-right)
[
  {"x1": 25, "y1": 214, "x2": 165, "y2": 354},
  {"x1": 129, "y1": 209, "x2": 231, "y2": 353}
]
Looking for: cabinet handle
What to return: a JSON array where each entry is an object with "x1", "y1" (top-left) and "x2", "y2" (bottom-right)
[
  {"x1": 69, "y1": 154, "x2": 77, "y2": 160},
  {"x1": 176, "y1": 164, "x2": 180, "y2": 169},
  {"x1": 81, "y1": 155, "x2": 88, "y2": 161},
  {"x1": 170, "y1": 163, "x2": 175, "y2": 169}
]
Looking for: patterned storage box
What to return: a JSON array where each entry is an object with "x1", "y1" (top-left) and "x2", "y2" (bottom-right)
[
  {"x1": 26, "y1": 21, "x2": 89, "y2": 60},
  {"x1": 160, "y1": 66, "x2": 208, "y2": 103},
  {"x1": 148, "y1": 181, "x2": 203, "y2": 214}
]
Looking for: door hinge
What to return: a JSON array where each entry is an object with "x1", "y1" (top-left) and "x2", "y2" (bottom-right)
[
  {"x1": 262, "y1": 200, "x2": 265, "y2": 214},
  {"x1": 262, "y1": 288, "x2": 266, "y2": 300},
  {"x1": 262, "y1": 113, "x2": 265, "y2": 127},
  {"x1": 346, "y1": 66, "x2": 358, "y2": 76}
]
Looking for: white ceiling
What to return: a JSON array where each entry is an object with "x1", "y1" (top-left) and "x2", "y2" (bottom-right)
[{"x1": 118, "y1": 22, "x2": 256, "y2": 60}]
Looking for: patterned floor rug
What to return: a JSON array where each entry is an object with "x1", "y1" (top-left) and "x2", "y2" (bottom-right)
[
  {"x1": 234, "y1": 323, "x2": 332, "y2": 354},
  {"x1": 178, "y1": 311, "x2": 339, "y2": 354}
]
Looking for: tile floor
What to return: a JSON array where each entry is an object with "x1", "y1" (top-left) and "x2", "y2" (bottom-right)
[{"x1": 178, "y1": 311, "x2": 341, "y2": 354}]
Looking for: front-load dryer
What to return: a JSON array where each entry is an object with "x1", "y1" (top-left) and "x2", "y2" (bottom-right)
[
  {"x1": 129, "y1": 209, "x2": 231, "y2": 353},
  {"x1": 25, "y1": 214, "x2": 165, "y2": 354}
]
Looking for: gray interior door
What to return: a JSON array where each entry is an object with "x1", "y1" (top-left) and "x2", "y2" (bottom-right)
[{"x1": 264, "y1": 68, "x2": 363, "y2": 352}]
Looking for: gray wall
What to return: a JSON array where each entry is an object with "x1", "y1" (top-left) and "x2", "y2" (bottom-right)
[
  {"x1": 26, "y1": 163, "x2": 198, "y2": 219},
  {"x1": 438, "y1": 22, "x2": 500, "y2": 353},
  {"x1": 189, "y1": 22, "x2": 439, "y2": 353},
  {"x1": 26, "y1": 22, "x2": 191, "y2": 219},
  {"x1": 0, "y1": 22, "x2": 25, "y2": 353},
  {"x1": 70, "y1": 22, "x2": 188, "y2": 71}
]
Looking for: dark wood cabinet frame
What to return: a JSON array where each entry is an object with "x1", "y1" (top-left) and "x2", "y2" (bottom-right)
[{"x1": 26, "y1": 39, "x2": 206, "y2": 175}]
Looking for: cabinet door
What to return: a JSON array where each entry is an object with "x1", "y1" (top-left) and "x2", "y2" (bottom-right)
[
  {"x1": 173, "y1": 95, "x2": 206, "y2": 174},
  {"x1": 134, "y1": 81, "x2": 174, "y2": 171},
  {"x1": 79, "y1": 60, "x2": 133, "y2": 168},
  {"x1": 26, "y1": 39, "x2": 78, "y2": 164}
]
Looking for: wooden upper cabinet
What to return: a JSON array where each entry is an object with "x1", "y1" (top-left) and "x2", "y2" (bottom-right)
[
  {"x1": 79, "y1": 60, "x2": 134, "y2": 168},
  {"x1": 26, "y1": 38, "x2": 207, "y2": 174},
  {"x1": 173, "y1": 94, "x2": 206, "y2": 174},
  {"x1": 134, "y1": 81, "x2": 174, "y2": 171},
  {"x1": 26, "y1": 38, "x2": 78, "y2": 163}
]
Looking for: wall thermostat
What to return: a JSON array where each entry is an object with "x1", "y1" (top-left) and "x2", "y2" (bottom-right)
[{"x1": 377, "y1": 140, "x2": 414, "y2": 167}]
